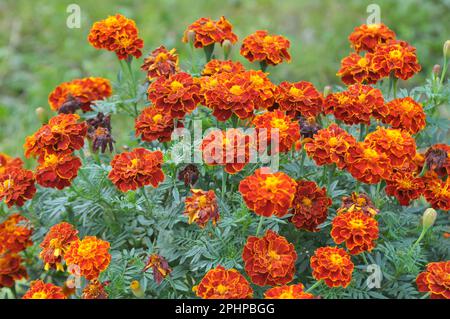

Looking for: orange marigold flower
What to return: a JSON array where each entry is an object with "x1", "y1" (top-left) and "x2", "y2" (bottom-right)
[
  {"x1": 239, "y1": 168, "x2": 297, "y2": 217},
  {"x1": 65, "y1": 236, "x2": 111, "y2": 280},
  {"x1": 82, "y1": 280, "x2": 109, "y2": 299},
  {"x1": 39, "y1": 222, "x2": 79, "y2": 271},
  {"x1": 0, "y1": 153, "x2": 23, "y2": 175},
  {"x1": 374, "y1": 97, "x2": 426, "y2": 135},
  {"x1": 348, "y1": 23, "x2": 396, "y2": 53},
  {"x1": 385, "y1": 170, "x2": 425, "y2": 206},
  {"x1": 291, "y1": 180, "x2": 332, "y2": 232},
  {"x1": 148, "y1": 72, "x2": 201, "y2": 119},
  {"x1": 310, "y1": 246, "x2": 354, "y2": 288},
  {"x1": 141, "y1": 46, "x2": 179, "y2": 80},
  {"x1": 202, "y1": 59, "x2": 245, "y2": 76},
  {"x1": 264, "y1": 283, "x2": 315, "y2": 299},
  {"x1": 24, "y1": 113, "x2": 87, "y2": 158},
  {"x1": 252, "y1": 110, "x2": 300, "y2": 153},
  {"x1": 304, "y1": 123, "x2": 357, "y2": 169},
  {"x1": 35, "y1": 153, "x2": 82, "y2": 190},
  {"x1": 338, "y1": 192, "x2": 379, "y2": 216},
  {"x1": 425, "y1": 144, "x2": 450, "y2": 178},
  {"x1": 337, "y1": 52, "x2": 381, "y2": 85},
  {"x1": 48, "y1": 77, "x2": 112, "y2": 113},
  {"x1": 275, "y1": 81, "x2": 324, "y2": 118},
  {"x1": 243, "y1": 230, "x2": 297, "y2": 286},
  {"x1": 345, "y1": 142, "x2": 391, "y2": 184},
  {"x1": 324, "y1": 84, "x2": 384, "y2": 125},
  {"x1": 372, "y1": 40, "x2": 421, "y2": 80},
  {"x1": 416, "y1": 261, "x2": 450, "y2": 299},
  {"x1": 423, "y1": 174, "x2": 450, "y2": 211},
  {"x1": 240, "y1": 30, "x2": 291, "y2": 66},
  {"x1": 245, "y1": 69, "x2": 277, "y2": 110},
  {"x1": 182, "y1": 16, "x2": 238, "y2": 48},
  {"x1": 331, "y1": 209, "x2": 379, "y2": 255},
  {"x1": 193, "y1": 265, "x2": 253, "y2": 299},
  {"x1": 0, "y1": 214, "x2": 33, "y2": 254},
  {"x1": 143, "y1": 254, "x2": 172, "y2": 285},
  {"x1": 0, "y1": 167, "x2": 36, "y2": 208},
  {"x1": 88, "y1": 14, "x2": 144, "y2": 60},
  {"x1": 364, "y1": 127, "x2": 416, "y2": 168},
  {"x1": 0, "y1": 253, "x2": 27, "y2": 288},
  {"x1": 135, "y1": 106, "x2": 179, "y2": 143},
  {"x1": 108, "y1": 148, "x2": 165, "y2": 192},
  {"x1": 184, "y1": 189, "x2": 219, "y2": 228},
  {"x1": 22, "y1": 280, "x2": 66, "y2": 299}
]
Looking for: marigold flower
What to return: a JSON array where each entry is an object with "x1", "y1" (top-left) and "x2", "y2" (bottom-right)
[
  {"x1": 88, "y1": 14, "x2": 144, "y2": 60},
  {"x1": 425, "y1": 144, "x2": 450, "y2": 177},
  {"x1": 0, "y1": 213, "x2": 32, "y2": 254},
  {"x1": 148, "y1": 72, "x2": 201, "y2": 119},
  {"x1": 423, "y1": 174, "x2": 450, "y2": 211},
  {"x1": 304, "y1": 123, "x2": 357, "y2": 169},
  {"x1": 35, "y1": 153, "x2": 82, "y2": 190},
  {"x1": 135, "y1": 106, "x2": 178, "y2": 143},
  {"x1": 243, "y1": 230, "x2": 297, "y2": 286},
  {"x1": 0, "y1": 167, "x2": 36, "y2": 208},
  {"x1": 39, "y1": 222, "x2": 79, "y2": 271},
  {"x1": 0, "y1": 153, "x2": 23, "y2": 175},
  {"x1": 193, "y1": 265, "x2": 253, "y2": 299},
  {"x1": 82, "y1": 280, "x2": 109, "y2": 299},
  {"x1": 141, "y1": 46, "x2": 179, "y2": 80},
  {"x1": 182, "y1": 16, "x2": 238, "y2": 48},
  {"x1": 202, "y1": 59, "x2": 245, "y2": 76},
  {"x1": 252, "y1": 110, "x2": 300, "y2": 153},
  {"x1": 184, "y1": 189, "x2": 219, "y2": 228},
  {"x1": 338, "y1": 192, "x2": 379, "y2": 216},
  {"x1": 275, "y1": 81, "x2": 324, "y2": 118},
  {"x1": 65, "y1": 236, "x2": 111, "y2": 280},
  {"x1": 264, "y1": 283, "x2": 315, "y2": 299},
  {"x1": 22, "y1": 280, "x2": 66, "y2": 299},
  {"x1": 385, "y1": 170, "x2": 425, "y2": 206},
  {"x1": 372, "y1": 40, "x2": 421, "y2": 80},
  {"x1": 24, "y1": 113, "x2": 87, "y2": 158},
  {"x1": 239, "y1": 168, "x2": 297, "y2": 217},
  {"x1": 0, "y1": 253, "x2": 27, "y2": 288},
  {"x1": 87, "y1": 113, "x2": 115, "y2": 153},
  {"x1": 241, "y1": 30, "x2": 291, "y2": 66},
  {"x1": 337, "y1": 52, "x2": 381, "y2": 85},
  {"x1": 416, "y1": 261, "x2": 450, "y2": 299},
  {"x1": 310, "y1": 246, "x2": 354, "y2": 288},
  {"x1": 143, "y1": 254, "x2": 172, "y2": 285},
  {"x1": 331, "y1": 209, "x2": 379, "y2": 255},
  {"x1": 374, "y1": 97, "x2": 426, "y2": 135},
  {"x1": 48, "y1": 77, "x2": 112, "y2": 113},
  {"x1": 108, "y1": 148, "x2": 165, "y2": 192},
  {"x1": 324, "y1": 84, "x2": 384, "y2": 125},
  {"x1": 348, "y1": 23, "x2": 396, "y2": 53},
  {"x1": 245, "y1": 69, "x2": 277, "y2": 110}
]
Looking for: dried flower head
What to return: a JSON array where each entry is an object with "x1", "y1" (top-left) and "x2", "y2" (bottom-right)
[
  {"x1": 143, "y1": 254, "x2": 172, "y2": 285},
  {"x1": 184, "y1": 189, "x2": 219, "y2": 228},
  {"x1": 141, "y1": 46, "x2": 179, "y2": 80},
  {"x1": 338, "y1": 192, "x2": 379, "y2": 216},
  {"x1": 82, "y1": 280, "x2": 109, "y2": 299},
  {"x1": 178, "y1": 164, "x2": 200, "y2": 186}
]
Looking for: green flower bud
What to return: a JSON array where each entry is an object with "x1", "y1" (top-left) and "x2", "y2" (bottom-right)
[
  {"x1": 422, "y1": 208, "x2": 437, "y2": 230},
  {"x1": 443, "y1": 40, "x2": 450, "y2": 58}
]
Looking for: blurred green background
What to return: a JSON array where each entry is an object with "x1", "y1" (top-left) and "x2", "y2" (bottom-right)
[{"x1": 1, "y1": 0, "x2": 449, "y2": 157}]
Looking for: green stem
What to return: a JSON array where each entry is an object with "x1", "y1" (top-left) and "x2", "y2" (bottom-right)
[
  {"x1": 361, "y1": 252, "x2": 369, "y2": 265},
  {"x1": 204, "y1": 44, "x2": 215, "y2": 62},
  {"x1": 355, "y1": 180, "x2": 361, "y2": 194},
  {"x1": 411, "y1": 228, "x2": 427, "y2": 251},
  {"x1": 420, "y1": 292, "x2": 431, "y2": 299},
  {"x1": 255, "y1": 215, "x2": 264, "y2": 237},
  {"x1": 299, "y1": 148, "x2": 306, "y2": 177},
  {"x1": 221, "y1": 167, "x2": 227, "y2": 201},
  {"x1": 440, "y1": 57, "x2": 448, "y2": 86},
  {"x1": 358, "y1": 123, "x2": 366, "y2": 142},
  {"x1": 259, "y1": 61, "x2": 268, "y2": 72},
  {"x1": 305, "y1": 280, "x2": 322, "y2": 293},
  {"x1": 125, "y1": 57, "x2": 139, "y2": 117},
  {"x1": 327, "y1": 164, "x2": 336, "y2": 191}
]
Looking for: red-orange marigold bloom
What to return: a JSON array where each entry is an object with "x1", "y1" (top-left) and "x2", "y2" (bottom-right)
[
  {"x1": 141, "y1": 46, "x2": 179, "y2": 80},
  {"x1": 245, "y1": 70, "x2": 277, "y2": 110},
  {"x1": 135, "y1": 106, "x2": 178, "y2": 143},
  {"x1": 239, "y1": 168, "x2": 297, "y2": 217},
  {"x1": 39, "y1": 222, "x2": 79, "y2": 271},
  {"x1": 348, "y1": 23, "x2": 396, "y2": 53},
  {"x1": 0, "y1": 213, "x2": 32, "y2": 254},
  {"x1": 193, "y1": 265, "x2": 253, "y2": 299},
  {"x1": 310, "y1": 246, "x2": 354, "y2": 288},
  {"x1": 24, "y1": 113, "x2": 87, "y2": 158},
  {"x1": 143, "y1": 254, "x2": 172, "y2": 285},
  {"x1": 374, "y1": 97, "x2": 426, "y2": 135},
  {"x1": 331, "y1": 209, "x2": 379, "y2": 255},
  {"x1": 345, "y1": 142, "x2": 391, "y2": 184},
  {"x1": 243, "y1": 230, "x2": 297, "y2": 286},
  {"x1": 88, "y1": 14, "x2": 144, "y2": 60},
  {"x1": 337, "y1": 52, "x2": 381, "y2": 85},
  {"x1": 252, "y1": 110, "x2": 300, "y2": 153},
  {"x1": 202, "y1": 59, "x2": 245, "y2": 76},
  {"x1": 0, "y1": 167, "x2": 36, "y2": 208},
  {"x1": 275, "y1": 81, "x2": 324, "y2": 118},
  {"x1": 385, "y1": 170, "x2": 425, "y2": 206},
  {"x1": 0, "y1": 253, "x2": 27, "y2": 288},
  {"x1": 324, "y1": 84, "x2": 384, "y2": 125},
  {"x1": 0, "y1": 153, "x2": 23, "y2": 175},
  {"x1": 416, "y1": 261, "x2": 450, "y2": 299},
  {"x1": 182, "y1": 16, "x2": 238, "y2": 48},
  {"x1": 108, "y1": 148, "x2": 165, "y2": 192},
  {"x1": 423, "y1": 174, "x2": 450, "y2": 211},
  {"x1": 338, "y1": 192, "x2": 379, "y2": 216},
  {"x1": 372, "y1": 40, "x2": 421, "y2": 80},
  {"x1": 82, "y1": 279, "x2": 109, "y2": 299},
  {"x1": 291, "y1": 180, "x2": 332, "y2": 232},
  {"x1": 48, "y1": 77, "x2": 112, "y2": 112},
  {"x1": 184, "y1": 189, "x2": 219, "y2": 228},
  {"x1": 364, "y1": 127, "x2": 416, "y2": 168},
  {"x1": 425, "y1": 144, "x2": 450, "y2": 177},
  {"x1": 241, "y1": 30, "x2": 291, "y2": 66},
  {"x1": 65, "y1": 236, "x2": 111, "y2": 280},
  {"x1": 22, "y1": 280, "x2": 66, "y2": 299},
  {"x1": 264, "y1": 283, "x2": 315, "y2": 299},
  {"x1": 35, "y1": 153, "x2": 82, "y2": 190},
  {"x1": 304, "y1": 124, "x2": 357, "y2": 169},
  {"x1": 148, "y1": 72, "x2": 201, "y2": 119}
]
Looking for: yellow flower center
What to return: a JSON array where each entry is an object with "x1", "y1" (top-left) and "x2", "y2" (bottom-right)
[
  {"x1": 386, "y1": 129, "x2": 402, "y2": 141},
  {"x1": 349, "y1": 218, "x2": 364, "y2": 229},
  {"x1": 264, "y1": 176, "x2": 281, "y2": 189},
  {"x1": 367, "y1": 24, "x2": 380, "y2": 30},
  {"x1": 155, "y1": 52, "x2": 168, "y2": 62},
  {"x1": 389, "y1": 49, "x2": 403, "y2": 60},
  {"x1": 170, "y1": 80, "x2": 184, "y2": 91},
  {"x1": 356, "y1": 197, "x2": 367, "y2": 206},
  {"x1": 398, "y1": 178, "x2": 413, "y2": 189},
  {"x1": 278, "y1": 291, "x2": 295, "y2": 299},
  {"x1": 401, "y1": 101, "x2": 415, "y2": 112},
  {"x1": 229, "y1": 85, "x2": 244, "y2": 95},
  {"x1": 217, "y1": 284, "x2": 228, "y2": 295},
  {"x1": 268, "y1": 249, "x2": 280, "y2": 260},
  {"x1": 32, "y1": 291, "x2": 48, "y2": 299},
  {"x1": 197, "y1": 195, "x2": 208, "y2": 208},
  {"x1": 270, "y1": 118, "x2": 289, "y2": 132},
  {"x1": 0, "y1": 179, "x2": 13, "y2": 192},
  {"x1": 358, "y1": 93, "x2": 367, "y2": 102},
  {"x1": 49, "y1": 238, "x2": 64, "y2": 257},
  {"x1": 302, "y1": 197, "x2": 313, "y2": 207},
  {"x1": 250, "y1": 75, "x2": 264, "y2": 86},
  {"x1": 152, "y1": 114, "x2": 163, "y2": 123},
  {"x1": 328, "y1": 137, "x2": 339, "y2": 147},
  {"x1": 264, "y1": 35, "x2": 274, "y2": 44},
  {"x1": 77, "y1": 240, "x2": 97, "y2": 258},
  {"x1": 329, "y1": 253, "x2": 343, "y2": 265},
  {"x1": 44, "y1": 154, "x2": 59, "y2": 167},
  {"x1": 289, "y1": 86, "x2": 303, "y2": 97},
  {"x1": 357, "y1": 57, "x2": 368, "y2": 67},
  {"x1": 364, "y1": 148, "x2": 379, "y2": 159},
  {"x1": 129, "y1": 158, "x2": 139, "y2": 169},
  {"x1": 51, "y1": 124, "x2": 63, "y2": 133}
]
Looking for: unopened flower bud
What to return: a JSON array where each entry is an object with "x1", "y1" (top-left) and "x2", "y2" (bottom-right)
[
  {"x1": 323, "y1": 85, "x2": 332, "y2": 97},
  {"x1": 443, "y1": 40, "x2": 450, "y2": 58},
  {"x1": 35, "y1": 107, "x2": 46, "y2": 123},
  {"x1": 222, "y1": 39, "x2": 233, "y2": 59},
  {"x1": 422, "y1": 208, "x2": 437, "y2": 230},
  {"x1": 432, "y1": 64, "x2": 441, "y2": 76},
  {"x1": 130, "y1": 280, "x2": 145, "y2": 298}
]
